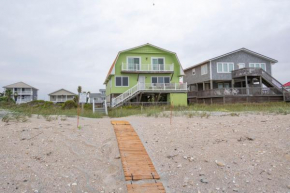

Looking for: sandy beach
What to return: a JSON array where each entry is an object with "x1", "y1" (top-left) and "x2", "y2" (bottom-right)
[{"x1": 0, "y1": 113, "x2": 290, "y2": 193}]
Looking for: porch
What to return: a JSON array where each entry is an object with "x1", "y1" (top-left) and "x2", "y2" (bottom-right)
[
  {"x1": 121, "y1": 63, "x2": 174, "y2": 73},
  {"x1": 188, "y1": 87, "x2": 285, "y2": 104},
  {"x1": 50, "y1": 95, "x2": 74, "y2": 103}
]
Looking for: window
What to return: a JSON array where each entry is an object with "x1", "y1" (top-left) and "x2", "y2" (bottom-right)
[
  {"x1": 192, "y1": 68, "x2": 196, "y2": 75},
  {"x1": 217, "y1": 62, "x2": 234, "y2": 73},
  {"x1": 127, "y1": 57, "x2": 140, "y2": 70},
  {"x1": 152, "y1": 77, "x2": 170, "y2": 84},
  {"x1": 218, "y1": 83, "x2": 230, "y2": 88},
  {"x1": 249, "y1": 63, "x2": 266, "y2": 71},
  {"x1": 238, "y1": 63, "x2": 245, "y2": 69},
  {"x1": 201, "y1": 64, "x2": 208, "y2": 75},
  {"x1": 115, "y1": 77, "x2": 129, "y2": 87},
  {"x1": 152, "y1": 58, "x2": 165, "y2": 70}
]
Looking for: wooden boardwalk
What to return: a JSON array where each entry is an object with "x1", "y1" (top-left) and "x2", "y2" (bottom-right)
[
  {"x1": 111, "y1": 120, "x2": 165, "y2": 192},
  {"x1": 127, "y1": 183, "x2": 166, "y2": 193}
]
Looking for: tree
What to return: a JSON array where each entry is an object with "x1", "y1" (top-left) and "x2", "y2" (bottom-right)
[
  {"x1": 77, "y1": 86, "x2": 82, "y2": 94},
  {"x1": 5, "y1": 89, "x2": 13, "y2": 102}
]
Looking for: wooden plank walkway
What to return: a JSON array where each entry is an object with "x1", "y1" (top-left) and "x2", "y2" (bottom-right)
[
  {"x1": 127, "y1": 183, "x2": 166, "y2": 193},
  {"x1": 111, "y1": 120, "x2": 166, "y2": 193},
  {"x1": 111, "y1": 120, "x2": 160, "y2": 181}
]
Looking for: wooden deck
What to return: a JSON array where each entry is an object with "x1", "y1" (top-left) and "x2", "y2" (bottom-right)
[
  {"x1": 111, "y1": 120, "x2": 160, "y2": 181},
  {"x1": 127, "y1": 183, "x2": 166, "y2": 193}
]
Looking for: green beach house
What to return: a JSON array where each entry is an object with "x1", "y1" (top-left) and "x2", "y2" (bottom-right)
[{"x1": 104, "y1": 43, "x2": 187, "y2": 107}]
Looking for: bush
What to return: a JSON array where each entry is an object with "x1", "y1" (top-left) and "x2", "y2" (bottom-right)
[
  {"x1": 0, "y1": 96, "x2": 8, "y2": 102},
  {"x1": 62, "y1": 100, "x2": 77, "y2": 109},
  {"x1": 84, "y1": 103, "x2": 92, "y2": 110}
]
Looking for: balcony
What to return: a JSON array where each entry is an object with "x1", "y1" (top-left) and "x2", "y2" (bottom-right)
[
  {"x1": 232, "y1": 68, "x2": 263, "y2": 78},
  {"x1": 13, "y1": 91, "x2": 32, "y2": 95},
  {"x1": 121, "y1": 63, "x2": 174, "y2": 73},
  {"x1": 188, "y1": 87, "x2": 282, "y2": 98}
]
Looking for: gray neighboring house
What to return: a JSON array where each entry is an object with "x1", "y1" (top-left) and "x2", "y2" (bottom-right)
[
  {"x1": 184, "y1": 48, "x2": 289, "y2": 103},
  {"x1": 89, "y1": 89, "x2": 106, "y2": 104},
  {"x1": 3, "y1": 82, "x2": 38, "y2": 104},
  {"x1": 49, "y1": 89, "x2": 76, "y2": 103}
]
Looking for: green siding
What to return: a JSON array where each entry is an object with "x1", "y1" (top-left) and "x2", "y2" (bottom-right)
[
  {"x1": 167, "y1": 93, "x2": 187, "y2": 106},
  {"x1": 106, "y1": 44, "x2": 184, "y2": 99}
]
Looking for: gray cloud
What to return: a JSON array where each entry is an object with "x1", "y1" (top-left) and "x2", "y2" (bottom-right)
[{"x1": 0, "y1": 0, "x2": 289, "y2": 99}]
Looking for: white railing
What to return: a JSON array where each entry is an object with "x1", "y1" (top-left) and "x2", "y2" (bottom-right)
[
  {"x1": 52, "y1": 99, "x2": 67, "y2": 102},
  {"x1": 16, "y1": 98, "x2": 32, "y2": 104},
  {"x1": 14, "y1": 91, "x2": 32, "y2": 95},
  {"x1": 111, "y1": 82, "x2": 187, "y2": 107},
  {"x1": 122, "y1": 63, "x2": 174, "y2": 72}
]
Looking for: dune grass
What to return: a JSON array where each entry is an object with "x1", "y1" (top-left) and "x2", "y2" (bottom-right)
[
  {"x1": 1, "y1": 101, "x2": 289, "y2": 119},
  {"x1": 0, "y1": 101, "x2": 103, "y2": 119},
  {"x1": 108, "y1": 102, "x2": 290, "y2": 117}
]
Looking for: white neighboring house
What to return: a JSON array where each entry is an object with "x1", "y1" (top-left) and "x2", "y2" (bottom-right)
[
  {"x1": 3, "y1": 82, "x2": 38, "y2": 104},
  {"x1": 89, "y1": 89, "x2": 106, "y2": 104},
  {"x1": 49, "y1": 89, "x2": 76, "y2": 103}
]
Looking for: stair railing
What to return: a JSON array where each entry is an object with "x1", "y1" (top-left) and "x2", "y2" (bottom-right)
[
  {"x1": 112, "y1": 83, "x2": 140, "y2": 107},
  {"x1": 261, "y1": 69, "x2": 284, "y2": 90}
]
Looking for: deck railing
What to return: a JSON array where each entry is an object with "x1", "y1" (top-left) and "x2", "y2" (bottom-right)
[
  {"x1": 188, "y1": 87, "x2": 282, "y2": 98},
  {"x1": 112, "y1": 82, "x2": 187, "y2": 107},
  {"x1": 232, "y1": 68, "x2": 285, "y2": 92},
  {"x1": 232, "y1": 68, "x2": 262, "y2": 78},
  {"x1": 122, "y1": 63, "x2": 174, "y2": 72}
]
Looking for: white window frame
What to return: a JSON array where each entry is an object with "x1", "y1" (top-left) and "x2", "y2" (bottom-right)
[
  {"x1": 249, "y1": 63, "x2": 266, "y2": 71},
  {"x1": 238, "y1": 63, "x2": 245, "y2": 69},
  {"x1": 127, "y1": 56, "x2": 141, "y2": 70},
  {"x1": 217, "y1": 62, "x2": 234, "y2": 73},
  {"x1": 115, "y1": 76, "x2": 129, "y2": 87},
  {"x1": 151, "y1": 76, "x2": 171, "y2": 84},
  {"x1": 201, "y1": 64, "x2": 208, "y2": 75},
  {"x1": 151, "y1": 57, "x2": 166, "y2": 71},
  {"x1": 192, "y1": 68, "x2": 196, "y2": 75}
]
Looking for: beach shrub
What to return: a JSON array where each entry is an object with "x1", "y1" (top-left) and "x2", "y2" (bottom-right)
[
  {"x1": 0, "y1": 96, "x2": 8, "y2": 102},
  {"x1": 84, "y1": 103, "x2": 92, "y2": 110},
  {"x1": 62, "y1": 100, "x2": 77, "y2": 109}
]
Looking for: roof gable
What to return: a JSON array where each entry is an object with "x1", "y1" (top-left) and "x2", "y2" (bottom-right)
[
  {"x1": 49, "y1": 89, "x2": 76, "y2": 96},
  {"x1": 104, "y1": 43, "x2": 183, "y2": 84},
  {"x1": 3, "y1": 82, "x2": 37, "y2": 89},
  {"x1": 124, "y1": 45, "x2": 170, "y2": 54},
  {"x1": 184, "y1": 48, "x2": 278, "y2": 71}
]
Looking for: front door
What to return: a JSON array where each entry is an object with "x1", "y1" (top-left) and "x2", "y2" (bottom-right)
[{"x1": 139, "y1": 76, "x2": 145, "y2": 89}]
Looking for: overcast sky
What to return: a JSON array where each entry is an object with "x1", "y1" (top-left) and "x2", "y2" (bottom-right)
[{"x1": 0, "y1": 0, "x2": 289, "y2": 100}]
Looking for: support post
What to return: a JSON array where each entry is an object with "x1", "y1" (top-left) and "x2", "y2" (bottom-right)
[
  {"x1": 203, "y1": 82, "x2": 205, "y2": 91},
  {"x1": 260, "y1": 76, "x2": 263, "y2": 94},
  {"x1": 210, "y1": 80, "x2": 213, "y2": 90},
  {"x1": 93, "y1": 98, "x2": 95, "y2": 113},
  {"x1": 245, "y1": 76, "x2": 249, "y2": 95}
]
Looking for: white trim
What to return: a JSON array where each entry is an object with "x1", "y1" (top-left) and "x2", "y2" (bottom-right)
[
  {"x1": 217, "y1": 62, "x2": 234, "y2": 73},
  {"x1": 238, "y1": 63, "x2": 245, "y2": 69},
  {"x1": 201, "y1": 64, "x2": 208, "y2": 75},
  {"x1": 115, "y1": 76, "x2": 129, "y2": 87},
  {"x1": 126, "y1": 56, "x2": 141, "y2": 70},
  {"x1": 249, "y1": 63, "x2": 266, "y2": 71},
  {"x1": 151, "y1": 57, "x2": 166, "y2": 71}
]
